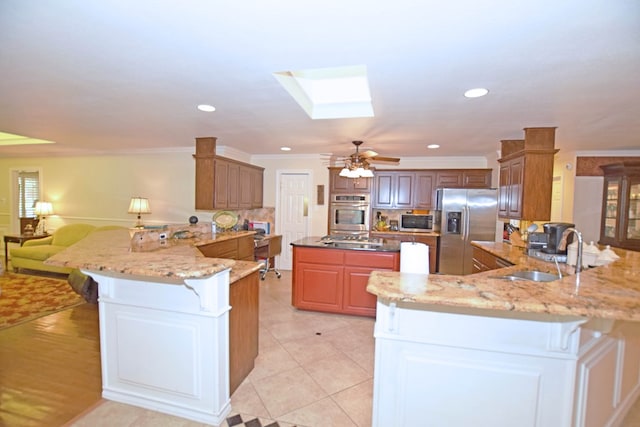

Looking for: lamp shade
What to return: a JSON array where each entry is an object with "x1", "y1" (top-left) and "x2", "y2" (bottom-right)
[
  {"x1": 128, "y1": 197, "x2": 151, "y2": 214},
  {"x1": 34, "y1": 201, "x2": 54, "y2": 216}
]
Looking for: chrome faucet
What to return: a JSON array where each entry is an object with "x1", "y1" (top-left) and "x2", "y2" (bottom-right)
[{"x1": 559, "y1": 227, "x2": 583, "y2": 274}]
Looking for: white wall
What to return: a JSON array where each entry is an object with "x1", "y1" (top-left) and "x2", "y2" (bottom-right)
[{"x1": 0, "y1": 151, "x2": 200, "y2": 234}]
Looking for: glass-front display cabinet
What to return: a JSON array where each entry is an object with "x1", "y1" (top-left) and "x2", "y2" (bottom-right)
[{"x1": 600, "y1": 161, "x2": 640, "y2": 251}]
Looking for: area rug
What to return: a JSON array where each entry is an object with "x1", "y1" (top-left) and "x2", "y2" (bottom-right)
[{"x1": 0, "y1": 272, "x2": 85, "y2": 329}]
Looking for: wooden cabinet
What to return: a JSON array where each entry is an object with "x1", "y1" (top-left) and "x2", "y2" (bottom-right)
[
  {"x1": 194, "y1": 138, "x2": 264, "y2": 210},
  {"x1": 414, "y1": 171, "x2": 435, "y2": 209},
  {"x1": 250, "y1": 167, "x2": 264, "y2": 207},
  {"x1": 238, "y1": 165, "x2": 252, "y2": 209},
  {"x1": 197, "y1": 234, "x2": 255, "y2": 261},
  {"x1": 497, "y1": 128, "x2": 558, "y2": 221},
  {"x1": 371, "y1": 169, "x2": 491, "y2": 210},
  {"x1": 436, "y1": 170, "x2": 463, "y2": 188},
  {"x1": 463, "y1": 169, "x2": 493, "y2": 188},
  {"x1": 329, "y1": 167, "x2": 371, "y2": 193},
  {"x1": 292, "y1": 246, "x2": 400, "y2": 317},
  {"x1": 370, "y1": 232, "x2": 439, "y2": 273},
  {"x1": 599, "y1": 161, "x2": 640, "y2": 251},
  {"x1": 498, "y1": 156, "x2": 524, "y2": 219},
  {"x1": 471, "y1": 246, "x2": 513, "y2": 273},
  {"x1": 228, "y1": 270, "x2": 259, "y2": 394},
  {"x1": 435, "y1": 169, "x2": 492, "y2": 189},
  {"x1": 372, "y1": 171, "x2": 415, "y2": 209}
]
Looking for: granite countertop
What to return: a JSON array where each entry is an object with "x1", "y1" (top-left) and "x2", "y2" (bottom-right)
[
  {"x1": 291, "y1": 236, "x2": 401, "y2": 252},
  {"x1": 367, "y1": 241, "x2": 640, "y2": 321},
  {"x1": 46, "y1": 228, "x2": 261, "y2": 282}
]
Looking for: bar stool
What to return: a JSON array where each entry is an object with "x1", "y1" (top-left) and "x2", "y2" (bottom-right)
[{"x1": 255, "y1": 235, "x2": 282, "y2": 280}]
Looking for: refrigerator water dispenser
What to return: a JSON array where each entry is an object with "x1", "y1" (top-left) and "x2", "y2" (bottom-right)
[{"x1": 447, "y1": 212, "x2": 461, "y2": 234}]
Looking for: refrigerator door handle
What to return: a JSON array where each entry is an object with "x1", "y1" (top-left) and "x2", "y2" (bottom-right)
[{"x1": 463, "y1": 205, "x2": 470, "y2": 240}]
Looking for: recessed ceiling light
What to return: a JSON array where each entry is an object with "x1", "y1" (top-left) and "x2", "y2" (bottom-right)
[
  {"x1": 197, "y1": 104, "x2": 216, "y2": 112},
  {"x1": 427, "y1": 144, "x2": 440, "y2": 149},
  {"x1": 280, "y1": 146, "x2": 291, "y2": 151},
  {"x1": 464, "y1": 88, "x2": 489, "y2": 98}
]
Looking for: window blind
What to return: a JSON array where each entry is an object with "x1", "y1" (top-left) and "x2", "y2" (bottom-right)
[{"x1": 18, "y1": 171, "x2": 40, "y2": 218}]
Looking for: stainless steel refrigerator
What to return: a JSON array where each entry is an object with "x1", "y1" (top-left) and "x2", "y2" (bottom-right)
[{"x1": 435, "y1": 188, "x2": 498, "y2": 275}]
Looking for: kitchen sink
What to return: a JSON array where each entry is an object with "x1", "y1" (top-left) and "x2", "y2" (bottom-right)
[{"x1": 495, "y1": 270, "x2": 561, "y2": 282}]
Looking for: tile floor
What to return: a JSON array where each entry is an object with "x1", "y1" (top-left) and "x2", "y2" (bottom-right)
[
  {"x1": 68, "y1": 270, "x2": 375, "y2": 427},
  {"x1": 67, "y1": 269, "x2": 640, "y2": 427}
]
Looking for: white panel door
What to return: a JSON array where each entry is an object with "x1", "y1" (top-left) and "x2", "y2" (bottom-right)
[{"x1": 277, "y1": 171, "x2": 310, "y2": 270}]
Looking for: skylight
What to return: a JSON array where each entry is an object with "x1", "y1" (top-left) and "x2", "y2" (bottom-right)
[
  {"x1": 273, "y1": 65, "x2": 374, "y2": 120},
  {"x1": 0, "y1": 131, "x2": 55, "y2": 146}
]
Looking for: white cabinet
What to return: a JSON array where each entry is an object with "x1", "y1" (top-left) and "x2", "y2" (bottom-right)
[
  {"x1": 88, "y1": 269, "x2": 232, "y2": 426},
  {"x1": 371, "y1": 299, "x2": 640, "y2": 427},
  {"x1": 574, "y1": 325, "x2": 640, "y2": 427}
]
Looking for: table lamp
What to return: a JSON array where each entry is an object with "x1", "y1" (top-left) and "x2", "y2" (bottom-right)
[
  {"x1": 128, "y1": 197, "x2": 151, "y2": 228},
  {"x1": 34, "y1": 201, "x2": 54, "y2": 235}
]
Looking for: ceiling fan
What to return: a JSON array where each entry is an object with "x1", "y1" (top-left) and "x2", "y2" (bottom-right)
[{"x1": 338, "y1": 140, "x2": 400, "y2": 178}]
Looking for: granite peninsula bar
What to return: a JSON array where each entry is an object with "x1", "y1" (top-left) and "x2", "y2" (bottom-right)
[
  {"x1": 46, "y1": 226, "x2": 262, "y2": 426},
  {"x1": 367, "y1": 241, "x2": 640, "y2": 427}
]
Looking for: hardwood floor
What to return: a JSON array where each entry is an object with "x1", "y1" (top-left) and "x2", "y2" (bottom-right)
[{"x1": 0, "y1": 303, "x2": 101, "y2": 427}]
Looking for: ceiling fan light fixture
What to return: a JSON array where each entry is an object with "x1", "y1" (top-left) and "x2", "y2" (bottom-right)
[
  {"x1": 346, "y1": 169, "x2": 361, "y2": 178},
  {"x1": 339, "y1": 167, "x2": 351, "y2": 177},
  {"x1": 360, "y1": 168, "x2": 374, "y2": 178}
]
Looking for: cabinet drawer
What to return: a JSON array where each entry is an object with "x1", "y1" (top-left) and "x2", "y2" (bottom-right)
[
  {"x1": 345, "y1": 251, "x2": 399, "y2": 269},
  {"x1": 296, "y1": 247, "x2": 345, "y2": 264},
  {"x1": 197, "y1": 239, "x2": 237, "y2": 258},
  {"x1": 237, "y1": 236, "x2": 254, "y2": 260}
]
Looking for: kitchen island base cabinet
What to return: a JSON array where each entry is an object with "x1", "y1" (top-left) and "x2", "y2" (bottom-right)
[
  {"x1": 89, "y1": 269, "x2": 233, "y2": 426},
  {"x1": 371, "y1": 300, "x2": 640, "y2": 427},
  {"x1": 293, "y1": 247, "x2": 399, "y2": 317},
  {"x1": 229, "y1": 270, "x2": 259, "y2": 394}
]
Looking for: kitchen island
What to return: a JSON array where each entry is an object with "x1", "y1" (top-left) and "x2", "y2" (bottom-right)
[
  {"x1": 367, "y1": 241, "x2": 640, "y2": 427},
  {"x1": 46, "y1": 227, "x2": 262, "y2": 426},
  {"x1": 291, "y1": 236, "x2": 401, "y2": 317}
]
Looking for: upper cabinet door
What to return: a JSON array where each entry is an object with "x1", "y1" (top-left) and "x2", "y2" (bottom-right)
[
  {"x1": 414, "y1": 171, "x2": 435, "y2": 209},
  {"x1": 329, "y1": 168, "x2": 371, "y2": 193},
  {"x1": 625, "y1": 179, "x2": 640, "y2": 244},
  {"x1": 436, "y1": 171, "x2": 463, "y2": 188},
  {"x1": 214, "y1": 159, "x2": 230, "y2": 209},
  {"x1": 395, "y1": 173, "x2": 415, "y2": 208},
  {"x1": 463, "y1": 170, "x2": 492, "y2": 188},
  {"x1": 373, "y1": 173, "x2": 394, "y2": 208},
  {"x1": 600, "y1": 162, "x2": 640, "y2": 250}
]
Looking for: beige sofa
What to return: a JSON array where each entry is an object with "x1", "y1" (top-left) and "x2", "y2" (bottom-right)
[{"x1": 10, "y1": 224, "x2": 123, "y2": 274}]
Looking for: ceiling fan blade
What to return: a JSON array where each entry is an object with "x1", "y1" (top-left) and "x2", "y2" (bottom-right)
[
  {"x1": 370, "y1": 156, "x2": 400, "y2": 163},
  {"x1": 358, "y1": 150, "x2": 378, "y2": 159}
]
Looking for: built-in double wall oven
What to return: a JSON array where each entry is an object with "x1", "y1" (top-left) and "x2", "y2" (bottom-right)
[{"x1": 329, "y1": 194, "x2": 370, "y2": 236}]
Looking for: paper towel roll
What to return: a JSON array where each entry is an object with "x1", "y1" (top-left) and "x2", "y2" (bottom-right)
[{"x1": 400, "y1": 242, "x2": 429, "y2": 274}]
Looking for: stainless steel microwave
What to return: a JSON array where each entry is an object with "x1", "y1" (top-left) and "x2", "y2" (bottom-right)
[{"x1": 400, "y1": 214, "x2": 433, "y2": 232}]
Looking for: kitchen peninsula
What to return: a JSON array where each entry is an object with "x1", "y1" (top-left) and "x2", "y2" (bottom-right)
[
  {"x1": 45, "y1": 227, "x2": 262, "y2": 426},
  {"x1": 367, "y1": 241, "x2": 640, "y2": 427},
  {"x1": 291, "y1": 236, "x2": 401, "y2": 317}
]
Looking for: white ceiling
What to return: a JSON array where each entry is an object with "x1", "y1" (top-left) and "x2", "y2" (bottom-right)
[{"x1": 1, "y1": 0, "x2": 639, "y2": 159}]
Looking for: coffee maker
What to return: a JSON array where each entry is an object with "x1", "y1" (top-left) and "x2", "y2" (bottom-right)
[{"x1": 541, "y1": 222, "x2": 575, "y2": 254}]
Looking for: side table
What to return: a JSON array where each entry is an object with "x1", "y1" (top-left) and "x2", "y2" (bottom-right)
[{"x1": 4, "y1": 233, "x2": 49, "y2": 269}]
